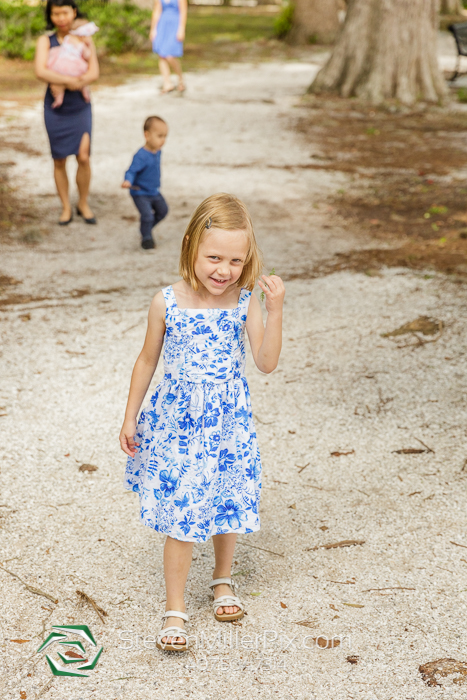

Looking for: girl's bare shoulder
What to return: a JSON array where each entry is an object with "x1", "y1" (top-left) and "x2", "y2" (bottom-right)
[{"x1": 149, "y1": 289, "x2": 167, "y2": 320}]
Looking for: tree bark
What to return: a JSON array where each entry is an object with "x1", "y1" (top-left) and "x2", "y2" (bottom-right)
[
  {"x1": 289, "y1": 0, "x2": 341, "y2": 45},
  {"x1": 440, "y1": 0, "x2": 463, "y2": 14},
  {"x1": 309, "y1": 0, "x2": 447, "y2": 105}
]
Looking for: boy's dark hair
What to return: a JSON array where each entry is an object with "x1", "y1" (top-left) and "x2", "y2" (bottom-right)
[
  {"x1": 45, "y1": 0, "x2": 86, "y2": 31},
  {"x1": 144, "y1": 116, "x2": 166, "y2": 132}
]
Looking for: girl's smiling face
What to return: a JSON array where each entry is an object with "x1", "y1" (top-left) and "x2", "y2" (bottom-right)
[{"x1": 194, "y1": 228, "x2": 249, "y2": 295}]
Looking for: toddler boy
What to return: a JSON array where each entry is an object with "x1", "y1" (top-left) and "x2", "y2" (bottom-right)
[{"x1": 122, "y1": 116, "x2": 168, "y2": 250}]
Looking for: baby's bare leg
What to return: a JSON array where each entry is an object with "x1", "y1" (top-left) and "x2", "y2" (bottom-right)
[{"x1": 50, "y1": 84, "x2": 65, "y2": 108}]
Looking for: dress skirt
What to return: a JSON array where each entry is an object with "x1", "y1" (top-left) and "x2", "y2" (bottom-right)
[
  {"x1": 153, "y1": 0, "x2": 183, "y2": 58},
  {"x1": 44, "y1": 87, "x2": 92, "y2": 160}
]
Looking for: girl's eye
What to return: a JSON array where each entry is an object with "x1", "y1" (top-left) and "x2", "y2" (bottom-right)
[{"x1": 209, "y1": 256, "x2": 220, "y2": 261}]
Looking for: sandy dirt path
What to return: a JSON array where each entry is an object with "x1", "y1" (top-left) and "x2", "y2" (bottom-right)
[{"x1": 1, "y1": 61, "x2": 467, "y2": 699}]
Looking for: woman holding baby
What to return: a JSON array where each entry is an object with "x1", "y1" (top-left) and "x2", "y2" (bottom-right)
[{"x1": 35, "y1": 0, "x2": 99, "y2": 225}]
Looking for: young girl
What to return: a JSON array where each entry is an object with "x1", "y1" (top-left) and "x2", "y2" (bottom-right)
[{"x1": 119, "y1": 193, "x2": 285, "y2": 651}]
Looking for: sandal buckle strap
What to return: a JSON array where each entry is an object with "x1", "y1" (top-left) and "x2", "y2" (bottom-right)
[
  {"x1": 162, "y1": 610, "x2": 189, "y2": 622},
  {"x1": 209, "y1": 577, "x2": 233, "y2": 588}
]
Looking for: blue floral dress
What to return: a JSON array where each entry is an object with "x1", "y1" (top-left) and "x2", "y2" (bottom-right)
[{"x1": 124, "y1": 285, "x2": 262, "y2": 542}]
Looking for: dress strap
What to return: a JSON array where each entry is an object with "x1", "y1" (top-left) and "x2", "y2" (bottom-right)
[
  {"x1": 237, "y1": 288, "x2": 252, "y2": 319},
  {"x1": 162, "y1": 285, "x2": 178, "y2": 315},
  {"x1": 48, "y1": 33, "x2": 60, "y2": 48}
]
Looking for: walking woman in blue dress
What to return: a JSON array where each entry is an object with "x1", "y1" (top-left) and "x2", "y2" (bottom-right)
[
  {"x1": 35, "y1": 0, "x2": 99, "y2": 225},
  {"x1": 150, "y1": 0, "x2": 187, "y2": 94}
]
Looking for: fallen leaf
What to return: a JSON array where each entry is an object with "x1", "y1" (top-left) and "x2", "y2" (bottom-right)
[
  {"x1": 307, "y1": 539, "x2": 365, "y2": 551},
  {"x1": 331, "y1": 450, "x2": 355, "y2": 457},
  {"x1": 288, "y1": 503, "x2": 297, "y2": 510},
  {"x1": 382, "y1": 316, "x2": 441, "y2": 337},
  {"x1": 313, "y1": 636, "x2": 340, "y2": 649},
  {"x1": 319, "y1": 525, "x2": 329, "y2": 531},
  {"x1": 280, "y1": 601, "x2": 287, "y2": 609},
  {"x1": 250, "y1": 592, "x2": 262, "y2": 596},
  {"x1": 79, "y1": 464, "x2": 98, "y2": 472},
  {"x1": 329, "y1": 604, "x2": 338, "y2": 611},
  {"x1": 347, "y1": 655, "x2": 359, "y2": 664},
  {"x1": 19, "y1": 314, "x2": 31, "y2": 322},
  {"x1": 419, "y1": 658, "x2": 467, "y2": 687},
  {"x1": 343, "y1": 603, "x2": 364, "y2": 608},
  {"x1": 64, "y1": 453, "x2": 70, "y2": 457},
  {"x1": 64, "y1": 650, "x2": 85, "y2": 659},
  {"x1": 394, "y1": 448, "x2": 426, "y2": 455},
  {"x1": 20, "y1": 692, "x2": 27, "y2": 699},
  {"x1": 293, "y1": 618, "x2": 318, "y2": 628},
  {"x1": 11, "y1": 639, "x2": 30, "y2": 644}
]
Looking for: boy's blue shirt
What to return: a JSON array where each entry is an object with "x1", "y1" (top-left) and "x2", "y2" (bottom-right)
[{"x1": 124, "y1": 147, "x2": 161, "y2": 197}]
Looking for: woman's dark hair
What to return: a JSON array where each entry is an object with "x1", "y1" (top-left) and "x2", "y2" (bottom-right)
[{"x1": 45, "y1": 0, "x2": 86, "y2": 31}]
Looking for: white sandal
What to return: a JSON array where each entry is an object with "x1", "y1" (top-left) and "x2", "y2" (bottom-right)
[
  {"x1": 156, "y1": 610, "x2": 189, "y2": 652},
  {"x1": 209, "y1": 577, "x2": 244, "y2": 622}
]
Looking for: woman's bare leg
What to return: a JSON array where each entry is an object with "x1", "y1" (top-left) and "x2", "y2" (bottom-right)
[
  {"x1": 53, "y1": 158, "x2": 71, "y2": 222},
  {"x1": 76, "y1": 132, "x2": 94, "y2": 219},
  {"x1": 162, "y1": 536, "x2": 193, "y2": 644},
  {"x1": 167, "y1": 56, "x2": 184, "y2": 90},
  {"x1": 212, "y1": 533, "x2": 239, "y2": 615},
  {"x1": 159, "y1": 57, "x2": 173, "y2": 92}
]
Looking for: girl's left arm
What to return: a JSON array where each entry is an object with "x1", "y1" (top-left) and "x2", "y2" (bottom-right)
[
  {"x1": 246, "y1": 275, "x2": 285, "y2": 374},
  {"x1": 177, "y1": 0, "x2": 188, "y2": 42}
]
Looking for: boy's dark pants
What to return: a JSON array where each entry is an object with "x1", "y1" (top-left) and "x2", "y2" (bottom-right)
[{"x1": 131, "y1": 193, "x2": 168, "y2": 242}]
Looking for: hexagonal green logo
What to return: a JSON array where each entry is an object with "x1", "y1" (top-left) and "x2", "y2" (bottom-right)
[{"x1": 37, "y1": 625, "x2": 103, "y2": 677}]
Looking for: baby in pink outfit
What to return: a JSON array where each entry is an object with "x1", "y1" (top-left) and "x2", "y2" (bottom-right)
[{"x1": 47, "y1": 19, "x2": 99, "y2": 109}]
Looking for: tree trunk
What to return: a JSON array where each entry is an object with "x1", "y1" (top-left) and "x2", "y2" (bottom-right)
[
  {"x1": 440, "y1": 0, "x2": 463, "y2": 13},
  {"x1": 289, "y1": 0, "x2": 341, "y2": 45},
  {"x1": 309, "y1": 0, "x2": 447, "y2": 105}
]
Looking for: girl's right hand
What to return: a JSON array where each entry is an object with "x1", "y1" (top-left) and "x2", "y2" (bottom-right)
[
  {"x1": 119, "y1": 419, "x2": 139, "y2": 457},
  {"x1": 150, "y1": 28, "x2": 157, "y2": 42}
]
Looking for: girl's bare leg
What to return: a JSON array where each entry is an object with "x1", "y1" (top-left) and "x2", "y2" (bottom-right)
[
  {"x1": 53, "y1": 157, "x2": 72, "y2": 222},
  {"x1": 163, "y1": 536, "x2": 193, "y2": 643},
  {"x1": 76, "y1": 132, "x2": 94, "y2": 219},
  {"x1": 159, "y1": 57, "x2": 173, "y2": 92},
  {"x1": 212, "y1": 533, "x2": 239, "y2": 615},
  {"x1": 167, "y1": 56, "x2": 184, "y2": 90}
]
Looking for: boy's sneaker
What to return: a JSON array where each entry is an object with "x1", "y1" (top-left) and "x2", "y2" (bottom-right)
[{"x1": 141, "y1": 238, "x2": 155, "y2": 250}]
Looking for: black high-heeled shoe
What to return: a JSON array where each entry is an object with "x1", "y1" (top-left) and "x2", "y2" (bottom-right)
[
  {"x1": 76, "y1": 206, "x2": 97, "y2": 225},
  {"x1": 58, "y1": 214, "x2": 73, "y2": 226}
]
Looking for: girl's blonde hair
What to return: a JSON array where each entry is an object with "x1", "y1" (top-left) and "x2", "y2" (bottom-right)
[{"x1": 179, "y1": 193, "x2": 263, "y2": 292}]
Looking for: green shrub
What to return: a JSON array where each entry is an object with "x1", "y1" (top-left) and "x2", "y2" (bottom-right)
[
  {"x1": 0, "y1": 0, "x2": 45, "y2": 60},
  {"x1": 81, "y1": 0, "x2": 151, "y2": 55},
  {"x1": 273, "y1": 2, "x2": 294, "y2": 40},
  {"x1": 0, "y1": 0, "x2": 151, "y2": 59}
]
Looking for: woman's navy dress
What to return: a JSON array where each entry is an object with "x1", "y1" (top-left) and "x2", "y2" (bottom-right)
[{"x1": 44, "y1": 34, "x2": 92, "y2": 160}]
